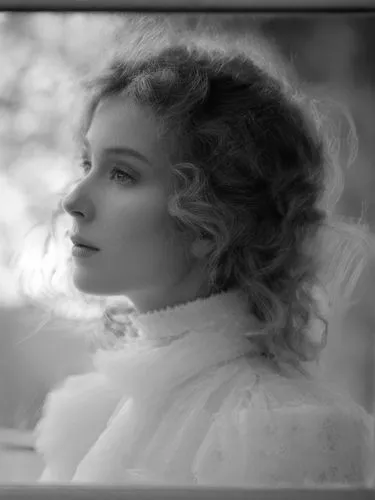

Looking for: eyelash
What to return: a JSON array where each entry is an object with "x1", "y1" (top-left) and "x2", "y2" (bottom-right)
[{"x1": 79, "y1": 159, "x2": 135, "y2": 185}]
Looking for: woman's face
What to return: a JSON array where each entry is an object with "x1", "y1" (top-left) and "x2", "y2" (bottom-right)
[{"x1": 62, "y1": 95, "x2": 206, "y2": 312}]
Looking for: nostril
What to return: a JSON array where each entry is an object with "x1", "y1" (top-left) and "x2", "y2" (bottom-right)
[{"x1": 72, "y1": 210, "x2": 85, "y2": 218}]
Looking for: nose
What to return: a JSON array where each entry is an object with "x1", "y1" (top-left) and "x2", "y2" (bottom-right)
[{"x1": 61, "y1": 180, "x2": 95, "y2": 222}]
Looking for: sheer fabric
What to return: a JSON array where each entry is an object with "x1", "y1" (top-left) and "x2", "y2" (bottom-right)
[{"x1": 34, "y1": 289, "x2": 375, "y2": 487}]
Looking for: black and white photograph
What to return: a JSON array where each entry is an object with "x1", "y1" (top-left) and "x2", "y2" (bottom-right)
[{"x1": 0, "y1": 10, "x2": 374, "y2": 495}]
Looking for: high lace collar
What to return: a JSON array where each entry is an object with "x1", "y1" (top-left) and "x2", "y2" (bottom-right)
[
  {"x1": 127, "y1": 287, "x2": 260, "y2": 343},
  {"x1": 93, "y1": 287, "x2": 263, "y2": 406}
]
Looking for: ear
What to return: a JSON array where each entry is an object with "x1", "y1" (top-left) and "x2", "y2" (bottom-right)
[{"x1": 190, "y1": 238, "x2": 213, "y2": 260}]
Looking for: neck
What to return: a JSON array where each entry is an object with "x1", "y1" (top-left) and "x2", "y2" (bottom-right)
[{"x1": 125, "y1": 267, "x2": 212, "y2": 315}]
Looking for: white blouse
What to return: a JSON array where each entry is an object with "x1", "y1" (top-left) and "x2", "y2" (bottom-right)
[{"x1": 34, "y1": 288, "x2": 375, "y2": 487}]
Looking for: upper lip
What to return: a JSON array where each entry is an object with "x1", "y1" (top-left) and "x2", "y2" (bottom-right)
[{"x1": 70, "y1": 235, "x2": 100, "y2": 250}]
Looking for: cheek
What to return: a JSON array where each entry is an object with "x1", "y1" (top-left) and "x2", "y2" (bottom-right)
[
  {"x1": 110, "y1": 189, "x2": 176, "y2": 249},
  {"x1": 108, "y1": 191, "x2": 190, "y2": 285}
]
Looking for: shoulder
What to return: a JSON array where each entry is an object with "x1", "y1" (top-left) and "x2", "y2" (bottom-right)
[
  {"x1": 225, "y1": 354, "x2": 367, "y2": 411},
  {"x1": 212, "y1": 357, "x2": 374, "y2": 486},
  {"x1": 228, "y1": 356, "x2": 373, "y2": 436}
]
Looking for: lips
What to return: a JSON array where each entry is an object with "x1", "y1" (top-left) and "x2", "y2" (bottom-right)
[{"x1": 70, "y1": 235, "x2": 100, "y2": 251}]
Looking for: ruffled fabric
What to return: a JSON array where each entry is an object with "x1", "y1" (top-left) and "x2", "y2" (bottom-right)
[{"x1": 34, "y1": 288, "x2": 375, "y2": 487}]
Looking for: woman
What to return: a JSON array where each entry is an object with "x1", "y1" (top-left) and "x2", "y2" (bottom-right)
[{"x1": 32, "y1": 20, "x2": 374, "y2": 487}]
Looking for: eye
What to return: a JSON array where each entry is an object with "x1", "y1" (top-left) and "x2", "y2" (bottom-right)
[
  {"x1": 78, "y1": 157, "x2": 135, "y2": 186},
  {"x1": 109, "y1": 166, "x2": 135, "y2": 185}
]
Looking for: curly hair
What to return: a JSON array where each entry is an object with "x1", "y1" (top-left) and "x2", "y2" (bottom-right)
[{"x1": 16, "y1": 19, "x2": 372, "y2": 368}]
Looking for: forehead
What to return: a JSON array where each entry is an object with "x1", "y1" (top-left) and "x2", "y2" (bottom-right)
[{"x1": 86, "y1": 95, "x2": 165, "y2": 159}]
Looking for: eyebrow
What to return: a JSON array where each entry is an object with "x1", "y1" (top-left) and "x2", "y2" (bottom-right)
[{"x1": 82, "y1": 138, "x2": 151, "y2": 166}]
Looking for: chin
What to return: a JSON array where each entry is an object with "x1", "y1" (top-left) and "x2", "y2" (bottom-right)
[
  {"x1": 72, "y1": 273, "x2": 119, "y2": 296},
  {"x1": 73, "y1": 279, "x2": 103, "y2": 295}
]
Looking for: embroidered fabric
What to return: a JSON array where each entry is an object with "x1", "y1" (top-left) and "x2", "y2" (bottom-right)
[{"x1": 34, "y1": 288, "x2": 375, "y2": 487}]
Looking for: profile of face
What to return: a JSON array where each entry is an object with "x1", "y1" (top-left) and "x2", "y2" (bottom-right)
[{"x1": 62, "y1": 96, "x2": 210, "y2": 313}]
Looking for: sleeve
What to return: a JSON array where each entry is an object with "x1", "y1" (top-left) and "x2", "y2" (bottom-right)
[
  {"x1": 34, "y1": 372, "x2": 120, "y2": 483},
  {"x1": 193, "y1": 400, "x2": 375, "y2": 487},
  {"x1": 38, "y1": 467, "x2": 59, "y2": 483}
]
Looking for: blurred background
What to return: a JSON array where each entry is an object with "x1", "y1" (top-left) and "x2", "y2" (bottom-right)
[{"x1": 0, "y1": 12, "x2": 374, "y2": 482}]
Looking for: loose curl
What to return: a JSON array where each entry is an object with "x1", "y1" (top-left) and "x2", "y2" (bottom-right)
[{"x1": 16, "y1": 19, "x2": 372, "y2": 367}]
